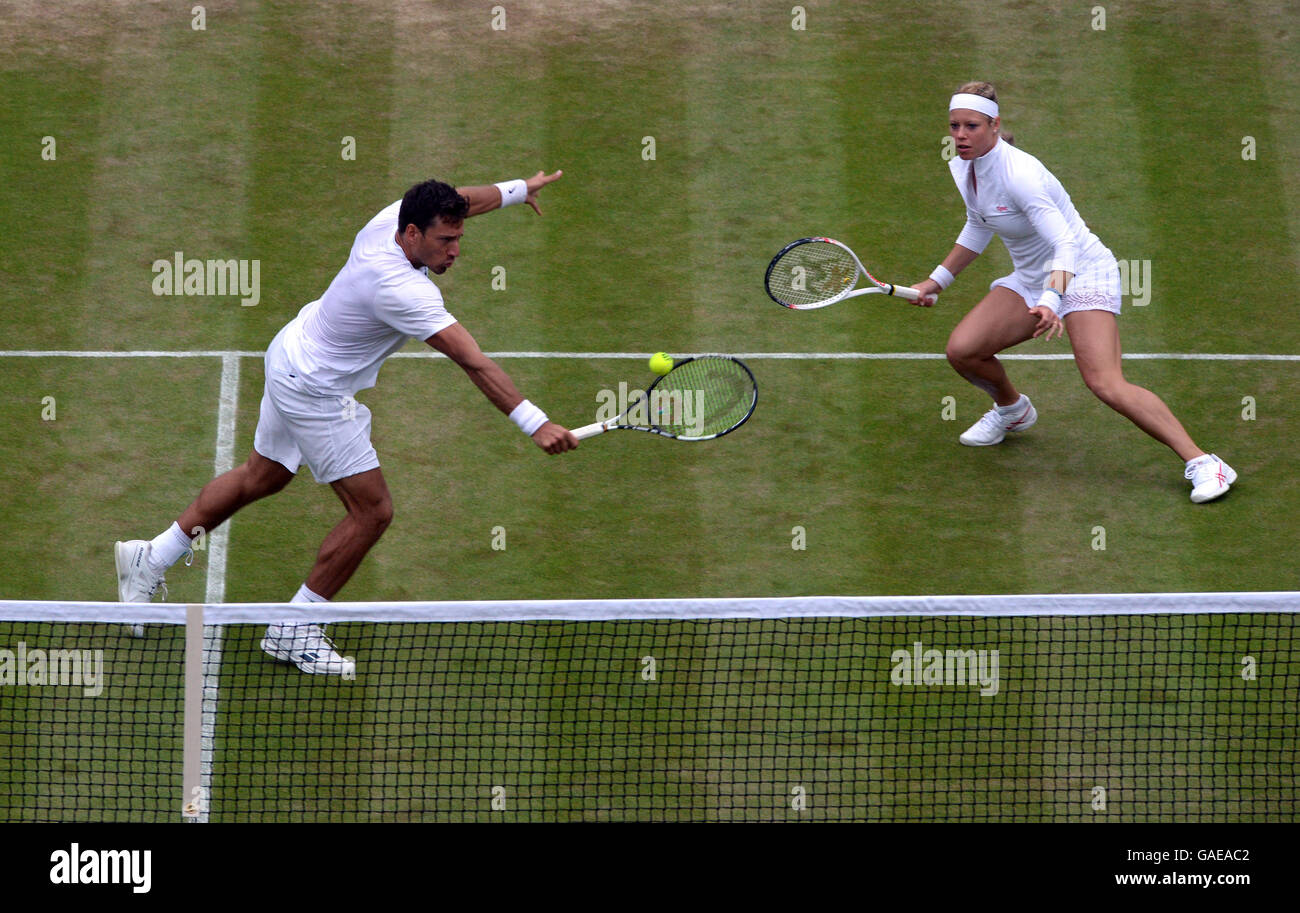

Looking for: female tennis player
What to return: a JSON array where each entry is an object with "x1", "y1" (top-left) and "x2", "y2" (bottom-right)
[{"x1": 910, "y1": 82, "x2": 1236, "y2": 503}]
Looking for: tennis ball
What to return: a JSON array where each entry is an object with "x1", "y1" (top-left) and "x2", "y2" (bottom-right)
[{"x1": 648, "y1": 352, "x2": 674, "y2": 375}]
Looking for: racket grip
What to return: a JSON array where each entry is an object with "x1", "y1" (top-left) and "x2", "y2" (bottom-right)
[
  {"x1": 890, "y1": 284, "x2": 922, "y2": 301},
  {"x1": 571, "y1": 421, "x2": 608, "y2": 440}
]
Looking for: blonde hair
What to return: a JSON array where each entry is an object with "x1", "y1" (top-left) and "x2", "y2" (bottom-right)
[{"x1": 955, "y1": 81, "x2": 1014, "y2": 146}]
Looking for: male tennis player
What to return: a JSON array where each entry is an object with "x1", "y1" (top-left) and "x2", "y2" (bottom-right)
[
  {"x1": 115, "y1": 172, "x2": 576, "y2": 674},
  {"x1": 910, "y1": 83, "x2": 1236, "y2": 503}
]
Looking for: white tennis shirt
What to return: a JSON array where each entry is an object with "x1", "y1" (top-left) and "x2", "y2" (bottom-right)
[
  {"x1": 949, "y1": 138, "x2": 1112, "y2": 288},
  {"x1": 272, "y1": 200, "x2": 458, "y2": 394}
]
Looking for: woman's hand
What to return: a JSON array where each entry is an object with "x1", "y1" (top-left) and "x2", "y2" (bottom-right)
[
  {"x1": 1028, "y1": 305, "x2": 1063, "y2": 340},
  {"x1": 910, "y1": 278, "x2": 942, "y2": 307}
]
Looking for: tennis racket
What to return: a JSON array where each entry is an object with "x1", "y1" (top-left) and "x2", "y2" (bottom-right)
[
  {"x1": 572, "y1": 355, "x2": 757, "y2": 441},
  {"x1": 765, "y1": 236, "x2": 921, "y2": 309}
]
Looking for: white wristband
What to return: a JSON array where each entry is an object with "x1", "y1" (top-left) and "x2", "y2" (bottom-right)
[
  {"x1": 929, "y1": 265, "x2": 955, "y2": 290},
  {"x1": 509, "y1": 399, "x2": 549, "y2": 436},
  {"x1": 494, "y1": 179, "x2": 527, "y2": 208},
  {"x1": 1036, "y1": 288, "x2": 1062, "y2": 316}
]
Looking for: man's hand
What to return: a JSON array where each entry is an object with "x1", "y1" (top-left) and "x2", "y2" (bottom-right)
[
  {"x1": 524, "y1": 169, "x2": 563, "y2": 215},
  {"x1": 531, "y1": 421, "x2": 578, "y2": 454},
  {"x1": 1028, "y1": 305, "x2": 1064, "y2": 340}
]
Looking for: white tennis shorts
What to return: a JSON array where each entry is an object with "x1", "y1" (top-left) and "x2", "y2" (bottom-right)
[
  {"x1": 253, "y1": 338, "x2": 380, "y2": 484},
  {"x1": 992, "y1": 256, "x2": 1122, "y2": 317}
]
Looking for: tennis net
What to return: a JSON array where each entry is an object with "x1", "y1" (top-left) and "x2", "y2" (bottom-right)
[{"x1": 1, "y1": 593, "x2": 1296, "y2": 822}]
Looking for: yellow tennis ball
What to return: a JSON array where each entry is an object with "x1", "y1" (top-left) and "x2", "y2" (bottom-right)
[{"x1": 648, "y1": 352, "x2": 674, "y2": 375}]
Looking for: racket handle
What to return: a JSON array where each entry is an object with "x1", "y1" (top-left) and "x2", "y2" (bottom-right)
[
  {"x1": 572, "y1": 421, "x2": 609, "y2": 440},
  {"x1": 889, "y1": 284, "x2": 921, "y2": 301}
]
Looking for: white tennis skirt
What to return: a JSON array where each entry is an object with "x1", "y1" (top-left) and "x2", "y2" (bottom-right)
[{"x1": 992, "y1": 255, "x2": 1122, "y2": 317}]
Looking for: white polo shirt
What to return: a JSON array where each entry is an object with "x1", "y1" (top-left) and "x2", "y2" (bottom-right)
[
  {"x1": 948, "y1": 138, "x2": 1112, "y2": 289},
  {"x1": 271, "y1": 200, "x2": 458, "y2": 394}
]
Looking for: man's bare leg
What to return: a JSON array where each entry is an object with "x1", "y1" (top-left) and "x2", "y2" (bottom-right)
[
  {"x1": 176, "y1": 450, "x2": 296, "y2": 539},
  {"x1": 259, "y1": 467, "x2": 392, "y2": 677},
  {"x1": 116, "y1": 450, "x2": 296, "y2": 608},
  {"x1": 301, "y1": 467, "x2": 394, "y2": 599}
]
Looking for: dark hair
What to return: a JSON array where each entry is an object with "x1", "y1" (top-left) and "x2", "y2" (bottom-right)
[
  {"x1": 955, "y1": 81, "x2": 1014, "y2": 146},
  {"x1": 398, "y1": 179, "x2": 470, "y2": 233}
]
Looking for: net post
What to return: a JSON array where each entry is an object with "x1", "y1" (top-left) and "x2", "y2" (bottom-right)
[{"x1": 181, "y1": 603, "x2": 207, "y2": 822}]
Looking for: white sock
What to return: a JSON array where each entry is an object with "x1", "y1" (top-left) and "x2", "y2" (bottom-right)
[
  {"x1": 291, "y1": 583, "x2": 328, "y2": 604},
  {"x1": 270, "y1": 584, "x2": 330, "y2": 631},
  {"x1": 147, "y1": 522, "x2": 193, "y2": 573},
  {"x1": 1185, "y1": 453, "x2": 1212, "y2": 468},
  {"x1": 996, "y1": 394, "x2": 1027, "y2": 414}
]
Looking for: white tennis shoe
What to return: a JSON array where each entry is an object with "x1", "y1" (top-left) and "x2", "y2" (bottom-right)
[
  {"x1": 959, "y1": 396, "x2": 1038, "y2": 446},
  {"x1": 115, "y1": 540, "x2": 168, "y2": 637},
  {"x1": 1185, "y1": 454, "x2": 1237, "y2": 503},
  {"x1": 261, "y1": 624, "x2": 355, "y2": 676}
]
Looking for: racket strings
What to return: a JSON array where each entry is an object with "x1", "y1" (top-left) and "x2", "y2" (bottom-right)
[
  {"x1": 651, "y1": 357, "x2": 756, "y2": 438},
  {"x1": 767, "y1": 240, "x2": 859, "y2": 307}
]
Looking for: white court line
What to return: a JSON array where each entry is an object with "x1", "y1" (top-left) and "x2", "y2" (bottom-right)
[
  {"x1": 205, "y1": 353, "x2": 240, "y2": 604},
  {"x1": 1, "y1": 350, "x2": 1298, "y2": 361},
  {"x1": 195, "y1": 353, "x2": 240, "y2": 823}
]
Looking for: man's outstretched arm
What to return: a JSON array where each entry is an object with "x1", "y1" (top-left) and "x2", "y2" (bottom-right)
[
  {"x1": 427, "y1": 323, "x2": 577, "y2": 454},
  {"x1": 457, "y1": 169, "x2": 564, "y2": 217}
]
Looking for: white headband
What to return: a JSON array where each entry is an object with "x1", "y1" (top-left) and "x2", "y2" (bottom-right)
[{"x1": 949, "y1": 92, "x2": 999, "y2": 119}]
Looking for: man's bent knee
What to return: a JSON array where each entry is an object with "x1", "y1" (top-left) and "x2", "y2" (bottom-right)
[
  {"x1": 245, "y1": 453, "x2": 294, "y2": 497},
  {"x1": 354, "y1": 499, "x2": 393, "y2": 540},
  {"x1": 346, "y1": 486, "x2": 393, "y2": 534},
  {"x1": 372, "y1": 497, "x2": 394, "y2": 532}
]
